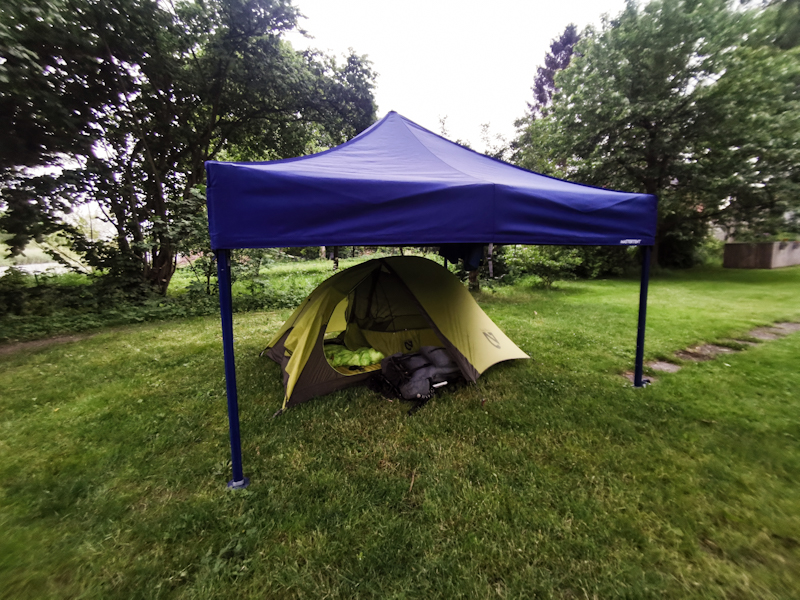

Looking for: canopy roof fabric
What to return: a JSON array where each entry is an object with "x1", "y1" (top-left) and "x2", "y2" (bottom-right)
[{"x1": 205, "y1": 111, "x2": 657, "y2": 250}]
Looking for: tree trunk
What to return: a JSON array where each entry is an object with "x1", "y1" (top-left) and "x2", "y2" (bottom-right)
[{"x1": 146, "y1": 244, "x2": 176, "y2": 294}]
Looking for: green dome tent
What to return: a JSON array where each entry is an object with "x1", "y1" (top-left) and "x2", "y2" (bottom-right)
[{"x1": 264, "y1": 256, "x2": 529, "y2": 409}]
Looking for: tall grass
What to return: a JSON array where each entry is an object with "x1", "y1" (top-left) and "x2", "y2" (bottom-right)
[
  {"x1": 1, "y1": 254, "x2": 401, "y2": 343},
  {"x1": 0, "y1": 243, "x2": 53, "y2": 266},
  {"x1": 1, "y1": 265, "x2": 799, "y2": 598}
]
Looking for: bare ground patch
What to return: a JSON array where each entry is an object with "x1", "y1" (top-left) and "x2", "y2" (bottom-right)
[
  {"x1": 623, "y1": 321, "x2": 799, "y2": 384},
  {"x1": 623, "y1": 361, "x2": 682, "y2": 383},
  {"x1": 749, "y1": 327, "x2": 784, "y2": 341},
  {"x1": 0, "y1": 333, "x2": 96, "y2": 358},
  {"x1": 772, "y1": 322, "x2": 800, "y2": 334},
  {"x1": 675, "y1": 344, "x2": 738, "y2": 362},
  {"x1": 747, "y1": 322, "x2": 800, "y2": 341},
  {"x1": 648, "y1": 360, "x2": 682, "y2": 373}
]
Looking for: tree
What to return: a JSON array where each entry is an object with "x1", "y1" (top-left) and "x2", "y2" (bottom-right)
[
  {"x1": 705, "y1": 0, "x2": 800, "y2": 241},
  {"x1": 0, "y1": 0, "x2": 377, "y2": 293},
  {"x1": 0, "y1": 0, "x2": 124, "y2": 252},
  {"x1": 529, "y1": 23, "x2": 580, "y2": 118},
  {"x1": 479, "y1": 123, "x2": 510, "y2": 161},
  {"x1": 705, "y1": 37, "x2": 800, "y2": 241},
  {"x1": 512, "y1": 24, "x2": 580, "y2": 176},
  {"x1": 518, "y1": 0, "x2": 799, "y2": 266},
  {"x1": 0, "y1": 0, "x2": 119, "y2": 175},
  {"x1": 512, "y1": 111, "x2": 568, "y2": 177}
]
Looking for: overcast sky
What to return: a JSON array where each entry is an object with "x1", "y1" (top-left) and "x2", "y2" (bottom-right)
[{"x1": 287, "y1": 0, "x2": 629, "y2": 152}]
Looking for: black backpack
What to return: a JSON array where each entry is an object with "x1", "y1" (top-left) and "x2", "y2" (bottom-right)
[{"x1": 378, "y1": 346, "x2": 462, "y2": 406}]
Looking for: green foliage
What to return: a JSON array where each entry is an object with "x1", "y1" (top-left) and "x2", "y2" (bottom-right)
[
  {"x1": 502, "y1": 245, "x2": 583, "y2": 288},
  {"x1": 695, "y1": 236, "x2": 725, "y2": 267},
  {"x1": 515, "y1": 0, "x2": 800, "y2": 267},
  {"x1": 499, "y1": 244, "x2": 639, "y2": 287},
  {"x1": 0, "y1": 267, "x2": 30, "y2": 315},
  {"x1": 0, "y1": 268, "x2": 97, "y2": 318},
  {"x1": 0, "y1": 268, "x2": 220, "y2": 342},
  {"x1": 571, "y1": 245, "x2": 641, "y2": 278},
  {"x1": 0, "y1": 0, "x2": 377, "y2": 293},
  {"x1": 283, "y1": 246, "x2": 322, "y2": 260},
  {"x1": 1, "y1": 266, "x2": 799, "y2": 597},
  {"x1": 773, "y1": 0, "x2": 800, "y2": 50},
  {"x1": 511, "y1": 114, "x2": 568, "y2": 177},
  {"x1": 0, "y1": 256, "x2": 376, "y2": 343},
  {"x1": 0, "y1": 0, "x2": 120, "y2": 172},
  {"x1": 707, "y1": 39, "x2": 800, "y2": 241}
]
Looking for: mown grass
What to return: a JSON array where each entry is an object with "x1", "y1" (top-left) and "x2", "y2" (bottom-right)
[{"x1": 1, "y1": 265, "x2": 799, "y2": 599}]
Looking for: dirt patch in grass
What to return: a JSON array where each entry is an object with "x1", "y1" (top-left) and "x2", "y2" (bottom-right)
[
  {"x1": 675, "y1": 344, "x2": 738, "y2": 362},
  {"x1": 749, "y1": 327, "x2": 783, "y2": 341},
  {"x1": 748, "y1": 322, "x2": 800, "y2": 341},
  {"x1": 772, "y1": 322, "x2": 800, "y2": 334},
  {"x1": 625, "y1": 321, "x2": 800, "y2": 383},
  {"x1": 648, "y1": 360, "x2": 682, "y2": 373},
  {"x1": 0, "y1": 333, "x2": 95, "y2": 357}
]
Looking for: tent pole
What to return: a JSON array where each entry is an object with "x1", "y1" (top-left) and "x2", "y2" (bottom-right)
[
  {"x1": 634, "y1": 245, "x2": 652, "y2": 388},
  {"x1": 215, "y1": 249, "x2": 249, "y2": 489}
]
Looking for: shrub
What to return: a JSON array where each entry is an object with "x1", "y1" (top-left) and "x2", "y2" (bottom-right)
[
  {"x1": 572, "y1": 246, "x2": 640, "y2": 278},
  {"x1": 502, "y1": 245, "x2": 583, "y2": 288}
]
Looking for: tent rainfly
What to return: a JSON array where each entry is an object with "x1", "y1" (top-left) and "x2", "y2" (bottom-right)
[
  {"x1": 264, "y1": 256, "x2": 530, "y2": 409},
  {"x1": 205, "y1": 111, "x2": 658, "y2": 488}
]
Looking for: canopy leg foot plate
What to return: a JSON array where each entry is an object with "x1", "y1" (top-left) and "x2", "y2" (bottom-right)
[{"x1": 227, "y1": 477, "x2": 250, "y2": 490}]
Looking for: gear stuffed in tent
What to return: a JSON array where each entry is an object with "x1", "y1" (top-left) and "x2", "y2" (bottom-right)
[{"x1": 261, "y1": 256, "x2": 529, "y2": 411}]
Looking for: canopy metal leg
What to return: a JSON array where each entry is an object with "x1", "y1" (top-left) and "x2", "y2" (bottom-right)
[
  {"x1": 215, "y1": 249, "x2": 249, "y2": 489},
  {"x1": 634, "y1": 246, "x2": 652, "y2": 388}
]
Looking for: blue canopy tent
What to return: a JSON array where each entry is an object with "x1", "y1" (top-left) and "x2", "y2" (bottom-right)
[{"x1": 205, "y1": 111, "x2": 658, "y2": 488}]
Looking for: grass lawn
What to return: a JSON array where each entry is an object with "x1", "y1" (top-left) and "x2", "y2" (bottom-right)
[{"x1": 1, "y1": 265, "x2": 799, "y2": 599}]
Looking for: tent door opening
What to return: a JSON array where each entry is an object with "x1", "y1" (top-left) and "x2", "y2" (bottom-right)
[{"x1": 321, "y1": 268, "x2": 447, "y2": 376}]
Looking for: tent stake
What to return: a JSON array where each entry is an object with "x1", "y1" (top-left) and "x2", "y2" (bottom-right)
[
  {"x1": 634, "y1": 246, "x2": 652, "y2": 387},
  {"x1": 215, "y1": 249, "x2": 249, "y2": 489}
]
